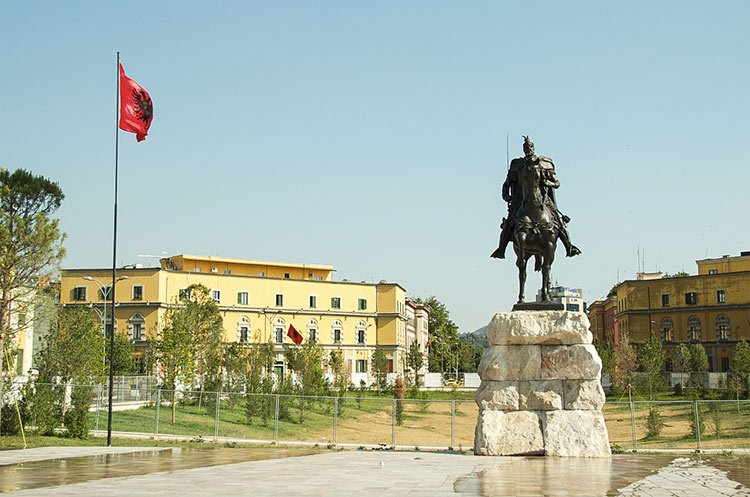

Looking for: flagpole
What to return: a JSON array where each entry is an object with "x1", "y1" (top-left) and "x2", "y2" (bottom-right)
[{"x1": 107, "y1": 51, "x2": 120, "y2": 447}]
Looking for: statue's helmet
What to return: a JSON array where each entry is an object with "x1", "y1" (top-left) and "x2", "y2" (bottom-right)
[{"x1": 522, "y1": 135, "x2": 535, "y2": 154}]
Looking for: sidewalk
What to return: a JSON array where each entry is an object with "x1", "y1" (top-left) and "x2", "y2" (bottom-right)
[{"x1": 1, "y1": 449, "x2": 748, "y2": 496}]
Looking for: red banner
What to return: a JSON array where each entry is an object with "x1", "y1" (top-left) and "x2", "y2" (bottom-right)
[
  {"x1": 287, "y1": 324, "x2": 303, "y2": 345},
  {"x1": 119, "y1": 63, "x2": 153, "y2": 142}
]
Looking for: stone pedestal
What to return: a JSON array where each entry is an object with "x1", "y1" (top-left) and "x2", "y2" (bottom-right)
[{"x1": 474, "y1": 311, "x2": 611, "y2": 457}]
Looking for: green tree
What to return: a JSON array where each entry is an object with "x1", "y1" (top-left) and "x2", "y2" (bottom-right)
[
  {"x1": 638, "y1": 334, "x2": 665, "y2": 399},
  {"x1": 107, "y1": 332, "x2": 135, "y2": 375},
  {"x1": 411, "y1": 296, "x2": 460, "y2": 374},
  {"x1": 612, "y1": 333, "x2": 638, "y2": 396},
  {"x1": 731, "y1": 339, "x2": 750, "y2": 395},
  {"x1": 329, "y1": 348, "x2": 348, "y2": 414},
  {"x1": 674, "y1": 343, "x2": 691, "y2": 390},
  {"x1": 37, "y1": 306, "x2": 105, "y2": 382},
  {"x1": 372, "y1": 345, "x2": 388, "y2": 390},
  {"x1": 155, "y1": 285, "x2": 223, "y2": 422},
  {"x1": 0, "y1": 169, "x2": 65, "y2": 434},
  {"x1": 594, "y1": 337, "x2": 615, "y2": 380},
  {"x1": 34, "y1": 306, "x2": 104, "y2": 437},
  {"x1": 404, "y1": 340, "x2": 424, "y2": 391},
  {"x1": 689, "y1": 343, "x2": 709, "y2": 394},
  {"x1": 394, "y1": 376, "x2": 406, "y2": 426}
]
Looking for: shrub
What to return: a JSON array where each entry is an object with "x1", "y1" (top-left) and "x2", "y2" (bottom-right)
[
  {"x1": 645, "y1": 405, "x2": 664, "y2": 438},
  {"x1": 63, "y1": 385, "x2": 96, "y2": 439}
]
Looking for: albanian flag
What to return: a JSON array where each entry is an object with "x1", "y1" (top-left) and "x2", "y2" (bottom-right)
[
  {"x1": 119, "y1": 63, "x2": 153, "y2": 142},
  {"x1": 287, "y1": 324, "x2": 303, "y2": 345}
]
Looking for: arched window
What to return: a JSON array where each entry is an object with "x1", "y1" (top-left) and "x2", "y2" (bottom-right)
[
  {"x1": 660, "y1": 318, "x2": 674, "y2": 343},
  {"x1": 237, "y1": 316, "x2": 250, "y2": 343},
  {"x1": 716, "y1": 315, "x2": 730, "y2": 341},
  {"x1": 356, "y1": 320, "x2": 367, "y2": 345},
  {"x1": 331, "y1": 320, "x2": 343, "y2": 343},
  {"x1": 128, "y1": 313, "x2": 145, "y2": 341},
  {"x1": 307, "y1": 318, "x2": 318, "y2": 343},
  {"x1": 687, "y1": 316, "x2": 701, "y2": 342},
  {"x1": 273, "y1": 317, "x2": 286, "y2": 344}
]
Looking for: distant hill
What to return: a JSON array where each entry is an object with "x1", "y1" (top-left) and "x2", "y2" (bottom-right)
[{"x1": 460, "y1": 325, "x2": 488, "y2": 349}]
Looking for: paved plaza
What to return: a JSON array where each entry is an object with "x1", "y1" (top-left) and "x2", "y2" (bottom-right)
[{"x1": 0, "y1": 447, "x2": 748, "y2": 496}]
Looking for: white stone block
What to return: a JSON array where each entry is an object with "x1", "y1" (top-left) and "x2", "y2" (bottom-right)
[
  {"x1": 519, "y1": 380, "x2": 563, "y2": 410},
  {"x1": 542, "y1": 410, "x2": 611, "y2": 457},
  {"x1": 474, "y1": 410, "x2": 544, "y2": 456},
  {"x1": 486, "y1": 311, "x2": 592, "y2": 346},
  {"x1": 463, "y1": 372, "x2": 481, "y2": 388},
  {"x1": 540, "y1": 344, "x2": 602, "y2": 380},
  {"x1": 478, "y1": 345, "x2": 541, "y2": 381},
  {"x1": 476, "y1": 380, "x2": 519, "y2": 411},
  {"x1": 563, "y1": 380, "x2": 605, "y2": 410}
]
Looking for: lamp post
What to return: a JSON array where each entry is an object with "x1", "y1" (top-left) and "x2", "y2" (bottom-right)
[{"x1": 83, "y1": 274, "x2": 128, "y2": 446}]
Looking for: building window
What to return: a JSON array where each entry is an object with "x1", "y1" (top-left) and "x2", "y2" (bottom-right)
[
  {"x1": 99, "y1": 286, "x2": 112, "y2": 300},
  {"x1": 309, "y1": 295, "x2": 317, "y2": 308},
  {"x1": 128, "y1": 313, "x2": 145, "y2": 341},
  {"x1": 73, "y1": 286, "x2": 87, "y2": 301},
  {"x1": 284, "y1": 273, "x2": 290, "y2": 279},
  {"x1": 212, "y1": 290, "x2": 221, "y2": 303},
  {"x1": 331, "y1": 297, "x2": 341, "y2": 309},
  {"x1": 223, "y1": 269, "x2": 231, "y2": 275},
  {"x1": 307, "y1": 319, "x2": 318, "y2": 343},
  {"x1": 332, "y1": 320, "x2": 343, "y2": 343},
  {"x1": 566, "y1": 303, "x2": 580, "y2": 312},
  {"x1": 274, "y1": 318, "x2": 285, "y2": 344},
  {"x1": 238, "y1": 292, "x2": 249, "y2": 305},
  {"x1": 660, "y1": 318, "x2": 674, "y2": 343},
  {"x1": 356, "y1": 359, "x2": 367, "y2": 373},
  {"x1": 132, "y1": 285, "x2": 143, "y2": 300},
  {"x1": 179, "y1": 288, "x2": 191, "y2": 301},
  {"x1": 238, "y1": 317, "x2": 250, "y2": 343},
  {"x1": 687, "y1": 316, "x2": 701, "y2": 342},
  {"x1": 17, "y1": 313, "x2": 26, "y2": 327},
  {"x1": 716, "y1": 315, "x2": 730, "y2": 341},
  {"x1": 358, "y1": 298, "x2": 367, "y2": 311},
  {"x1": 661, "y1": 294, "x2": 669, "y2": 307},
  {"x1": 721, "y1": 357, "x2": 730, "y2": 372},
  {"x1": 685, "y1": 292, "x2": 697, "y2": 305},
  {"x1": 708, "y1": 269, "x2": 718, "y2": 275},
  {"x1": 275, "y1": 294, "x2": 284, "y2": 306},
  {"x1": 717, "y1": 289, "x2": 726, "y2": 304}
]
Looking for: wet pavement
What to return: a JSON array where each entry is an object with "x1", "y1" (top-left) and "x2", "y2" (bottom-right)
[{"x1": 0, "y1": 448, "x2": 747, "y2": 496}]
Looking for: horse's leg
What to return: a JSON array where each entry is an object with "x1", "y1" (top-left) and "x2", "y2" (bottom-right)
[
  {"x1": 516, "y1": 233, "x2": 527, "y2": 303},
  {"x1": 541, "y1": 239, "x2": 556, "y2": 301}
]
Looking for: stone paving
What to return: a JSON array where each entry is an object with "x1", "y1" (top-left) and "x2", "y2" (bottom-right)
[{"x1": 0, "y1": 448, "x2": 748, "y2": 496}]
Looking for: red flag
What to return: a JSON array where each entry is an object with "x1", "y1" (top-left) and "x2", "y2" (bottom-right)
[
  {"x1": 119, "y1": 63, "x2": 153, "y2": 142},
  {"x1": 287, "y1": 324, "x2": 303, "y2": 345}
]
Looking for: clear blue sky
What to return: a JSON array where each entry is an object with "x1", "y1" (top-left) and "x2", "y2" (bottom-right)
[{"x1": 2, "y1": 2, "x2": 748, "y2": 333}]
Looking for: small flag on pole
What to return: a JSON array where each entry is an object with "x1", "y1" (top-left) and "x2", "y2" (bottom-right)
[
  {"x1": 119, "y1": 63, "x2": 153, "y2": 142},
  {"x1": 287, "y1": 324, "x2": 303, "y2": 345}
]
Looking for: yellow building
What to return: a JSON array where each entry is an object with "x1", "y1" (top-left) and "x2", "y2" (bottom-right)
[
  {"x1": 60, "y1": 254, "x2": 427, "y2": 383},
  {"x1": 588, "y1": 252, "x2": 750, "y2": 372}
]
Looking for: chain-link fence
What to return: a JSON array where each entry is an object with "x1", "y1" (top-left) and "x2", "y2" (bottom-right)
[{"x1": 7, "y1": 383, "x2": 750, "y2": 451}]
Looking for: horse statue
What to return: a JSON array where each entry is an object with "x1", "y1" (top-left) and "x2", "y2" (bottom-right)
[
  {"x1": 491, "y1": 136, "x2": 580, "y2": 307},
  {"x1": 513, "y1": 158, "x2": 558, "y2": 303}
]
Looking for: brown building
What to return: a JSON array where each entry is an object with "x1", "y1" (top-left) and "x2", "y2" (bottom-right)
[{"x1": 588, "y1": 252, "x2": 750, "y2": 372}]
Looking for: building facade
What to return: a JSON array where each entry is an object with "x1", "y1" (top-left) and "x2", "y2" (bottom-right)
[
  {"x1": 60, "y1": 254, "x2": 427, "y2": 384},
  {"x1": 538, "y1": 286, "x2": 585, "y2": 313},
  {"x1": 588, "y1": 252, "x2": 750, "y2": 372}
]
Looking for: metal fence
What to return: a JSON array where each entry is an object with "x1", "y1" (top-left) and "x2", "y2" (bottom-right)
[{"x1": 10, "y1": 383, "x2": 750, "y2": 451}]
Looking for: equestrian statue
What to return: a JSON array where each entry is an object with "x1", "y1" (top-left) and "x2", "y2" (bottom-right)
[{"x1": 491, "y1": 136, "x2": 580, "y2": 306}]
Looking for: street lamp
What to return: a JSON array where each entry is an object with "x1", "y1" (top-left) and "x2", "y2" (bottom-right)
[
  {"x1": 82, "y1": 274, "x2": 128, "y2": 445},
  {"x1": 83, "y1": 275, "x2": 128, "y2": 336}
]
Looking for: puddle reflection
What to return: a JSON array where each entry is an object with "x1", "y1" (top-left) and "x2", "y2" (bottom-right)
[
  {"x1": 454, "y1": 455, "x2": 675, "y2": 497},
  {"x1": 0, "y1": 447, "x2": 319, "y2": 493}
]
